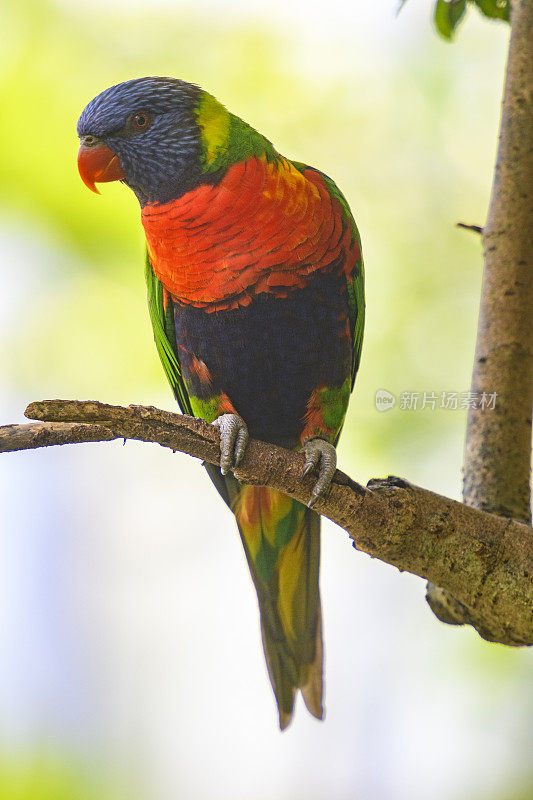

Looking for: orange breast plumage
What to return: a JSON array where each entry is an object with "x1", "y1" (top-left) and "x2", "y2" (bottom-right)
[{"x1": 142, "y1": 155, "x2": 359, "y2": 310}]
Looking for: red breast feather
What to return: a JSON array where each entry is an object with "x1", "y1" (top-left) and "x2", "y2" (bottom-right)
[{"x1": 142, "y1": 155, "x2": 360, "y2": 311}]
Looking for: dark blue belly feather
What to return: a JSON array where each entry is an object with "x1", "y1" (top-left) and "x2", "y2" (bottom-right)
[{"x1": 173, "y1": 270, "x2": 352, "y2": 448}]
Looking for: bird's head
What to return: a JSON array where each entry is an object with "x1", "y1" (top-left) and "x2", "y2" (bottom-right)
[{"x1": 77, "y1": 77, "x2": 204, "y2": 205}]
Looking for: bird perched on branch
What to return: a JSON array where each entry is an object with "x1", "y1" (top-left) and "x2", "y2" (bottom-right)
[{"x1": 77, "y1": 77, "x2": 364, "y2": 729}]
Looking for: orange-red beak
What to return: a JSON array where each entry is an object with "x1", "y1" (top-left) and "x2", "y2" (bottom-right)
[{"x1": 77, "y1": 141, "x2": 125, "y2": 194}]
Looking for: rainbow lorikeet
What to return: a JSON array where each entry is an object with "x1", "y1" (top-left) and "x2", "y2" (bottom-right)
[{"x1": 77, "y1": 77, "x2": 364, "y2": 729}]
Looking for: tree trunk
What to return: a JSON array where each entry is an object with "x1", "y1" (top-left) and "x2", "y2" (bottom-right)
[
  {"x1": 463, "y1": 0, "x2": 533, "y2": 523},
  {"x1": 427, "y1": 0, "x2": 533, "y2": 630}
]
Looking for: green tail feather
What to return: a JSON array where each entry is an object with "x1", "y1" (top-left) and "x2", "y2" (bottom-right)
[{"x1": 205, "y1": 465, "x2": 323, "y2": 728}]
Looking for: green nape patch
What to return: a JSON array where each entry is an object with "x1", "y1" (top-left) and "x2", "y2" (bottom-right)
[
  {"x1": 195, "y1": 92, "x2": 231, "y2": 165},
  {"x1": 195, "y1": 92, "x2": 278, "y2": 174}
]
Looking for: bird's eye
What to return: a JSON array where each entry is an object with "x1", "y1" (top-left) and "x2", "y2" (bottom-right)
[{"x1": 132, "y1": 113, "x2": 150, "y2": 130}]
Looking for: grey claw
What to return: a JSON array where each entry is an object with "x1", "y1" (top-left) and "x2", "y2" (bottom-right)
[
  {"x1": 303, "y1": 447, "x2": 320, "y2": 478},
  {"x1": 302, "y1": 438, "x2": 337, "y2": 507},
  {"x1": 234, "y1": 426, "x2": 248, "y2": 467},
  {"x1": 212, "y1": 414, "x2": 249, "y2": 475}
]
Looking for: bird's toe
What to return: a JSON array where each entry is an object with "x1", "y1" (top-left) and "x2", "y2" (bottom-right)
[
  {"x1": 212, "y1": 414, "x2": 249, "y2": 475},
  {"x1": 302, "y1": 438, "x2": 337, "y2": 508}
]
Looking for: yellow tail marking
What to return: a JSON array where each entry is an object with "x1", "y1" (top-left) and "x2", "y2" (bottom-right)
[{"x1": 276, "y1": 518, "x2": 305, "y2": 643}]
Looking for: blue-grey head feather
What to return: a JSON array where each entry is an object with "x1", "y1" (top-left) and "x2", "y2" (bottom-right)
[{"x1": 77, "y1": 77, "x2": 204, "y2": 205}]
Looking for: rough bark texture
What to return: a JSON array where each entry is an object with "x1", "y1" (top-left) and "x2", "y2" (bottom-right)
[
  {"x1": 427, "y1": 1, "x2": 533, "y2": 628},
  {"x1": 464, "y1": 0, "x2": 533, "y2": 522},
  {"x1": 2, "y1": 399, "x2": 532, "y2": 646}
]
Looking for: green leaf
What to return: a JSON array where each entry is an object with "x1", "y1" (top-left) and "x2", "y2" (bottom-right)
[
  {"x1": 434, "y1": 0, "x2": 467, "y2": 39},
  {"x1": 473, "y1": 0, "x2": 510, "y2": 22}
]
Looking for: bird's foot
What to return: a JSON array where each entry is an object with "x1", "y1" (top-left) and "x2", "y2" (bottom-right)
[
  {"x1": 302, "y1": 438, "x2": 337, "y2": 508},
  {"x1": 212, "y1": 414, "x2": 249, "y2": 475}
]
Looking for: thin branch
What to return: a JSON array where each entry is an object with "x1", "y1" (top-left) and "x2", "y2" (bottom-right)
[
  {"x1": 2, "y1": 399, "x2": 532, "y2": 646},
  {"x1": 0, "y1": 420, "x2": 118, "y2": 451},
  {"x1": 456, "y1": 222, "x2": 483, "y2": 234}
]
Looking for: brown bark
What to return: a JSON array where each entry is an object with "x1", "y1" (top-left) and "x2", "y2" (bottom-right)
[
  {"x1": 427, "y1": 1, "x2": 533, "y2": 628},
  {"x1": 463, "y1": 0, "x2": 533, "y2": 522},
  {"x1": 1, "y1": 399, "x2": 532, "y2": 646}
]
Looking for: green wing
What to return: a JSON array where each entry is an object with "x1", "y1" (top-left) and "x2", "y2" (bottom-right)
[
  {"x1": 346, "y1": 241, "x2": 365, "y2": 390},
  {"x1": 145, "y1": 251, "x2": 193, "y2": 415},
  {"x1": 291, "y1": 162, "x2": 365, "y2": 391},
  {"x1": 312, "y1": 169, "x2": 365, "y2": 391}
]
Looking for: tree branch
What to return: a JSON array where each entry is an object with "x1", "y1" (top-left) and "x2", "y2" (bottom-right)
[{"x1": 2, "y1": 399, "x2": 532, "y2": 647}]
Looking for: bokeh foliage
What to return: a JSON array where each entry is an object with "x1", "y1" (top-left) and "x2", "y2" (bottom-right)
[
  {"x1": 1, "y1": 2, "x2": 530, "y2": 800},
  {"x1": 0, "y1": 0, "x2": 501, "y2": 483},
  {"x1": 434, "y1": 0, "x2": 510, "y2": 39},
  {"x1": 400, "y1": 0, "x2": 510, "y2": 39},
  {"x1": 0, "y1": 757, "x2": 112, "y2": 800}
]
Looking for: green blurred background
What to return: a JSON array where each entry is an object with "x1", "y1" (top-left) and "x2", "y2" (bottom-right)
[{"x1": 1, "y1": 1, "x2": 531, "y2": 799}]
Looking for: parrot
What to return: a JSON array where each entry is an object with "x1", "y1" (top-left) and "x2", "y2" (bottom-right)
[{"x1": 77, "y1": 77, "x2": 364, "y2": 730}]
